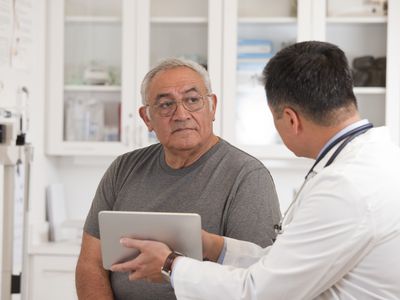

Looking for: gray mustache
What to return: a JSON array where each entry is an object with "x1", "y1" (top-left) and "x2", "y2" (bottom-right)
[{"x1": 171, "y1": 122, "x2": 197, "y2": 132}]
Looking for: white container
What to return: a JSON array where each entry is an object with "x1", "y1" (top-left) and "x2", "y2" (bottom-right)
[
  {"x1": 65, "y1": 98, "x2": 86, "y2": 141},
  {"x1": 65, "y1": 98, "x2": 104, "y2": 141},
  {"x1": 83, "y1": 66, "x2": 111, "y2": 85},
  {"x1": 327, "y1": 0, "x2": 387, "y2": 17},
  {"x1": 85, "y1": 99, "x2": 105, "y2": 141}
]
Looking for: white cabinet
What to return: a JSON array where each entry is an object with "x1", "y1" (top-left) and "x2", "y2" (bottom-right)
[
  {"x1": 220, "y1": 0, "x2": 400, "y2": 159},
  {"x1": 221, "y1": 0, "x2": 299, "y2": 159},
  {"x1": 47, "y1": 0, "x2": 142, "y2": 155},
  {"x1": 28, "y1": 255, "x2": 77, "y2": 300},
  {"x1": 321, "y1": 0, "x2": 400, "y2": 145},
  {"x1": 27, "y1": 243, "x2": 80, "y2": 300},
  {"x1": 46, "y1": 0, "x2": 400, "y2": 157},
  {"x1": 46, "y1": 0, "x2": 224, "y2": 155},
  {"x1": 147, "y1": 0, "x2": 224, "y2": 138}
]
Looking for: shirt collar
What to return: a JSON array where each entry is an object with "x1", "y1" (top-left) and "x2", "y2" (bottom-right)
[{"x1": 316, "y1": 119, "x2": 369, "y2": 160}]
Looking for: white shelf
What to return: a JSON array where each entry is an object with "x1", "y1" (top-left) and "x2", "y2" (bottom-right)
[
  {"x1": 29, "y1": 241, "x2": 81, "y2": 256},
  {"x1": 238, "y1": 17, "x2": 297, "y2": 24},
  {"x1": 353, "y1": 87, "x2": 386, "y2": 95},
  {"x1": 64, "y1": 85, "x2": 121, "y2": 92},
  {"x1": 50, "y1": 141, "x2": 129, "y2": 156},
  {"x1": 151, "y1": 17, "x2": 208, "y2": 24},
  {"x1": 65, "y1": 16, "x2": 121, "y2": 23},
  {"x1": 326, "y1": 16, "x2": 387, "y2": 24}
]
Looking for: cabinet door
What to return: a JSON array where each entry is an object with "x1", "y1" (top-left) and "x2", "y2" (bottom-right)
[
  {"x1": 28, "y1": 255, "x2": 78, "y2": 300},
  {"x1": 135, "y1": 0, "x2": 224, "y2": 144},
  {"x1": 222, "y1": 0, "x2": 299, "y2": 159},
  {"x1": 47, "y1": 0, "x2": 137, "y2": 155},
  {"x1": 324, "y1": 0, "x2": 387, "y2": 127},
  {"x1": 320, "y1": 0, "x2": 399, "y2": 144}
]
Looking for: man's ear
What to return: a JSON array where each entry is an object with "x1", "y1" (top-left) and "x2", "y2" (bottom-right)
[
  {"x1": 282, "y1": 107, "x2": 302, "y2": 135},
  {"x1": 139, "y1": 106, "x2": 154, "y2": 132},
  {"x1": 210, "y1": 94, "x2": 217, "y2": 121}
]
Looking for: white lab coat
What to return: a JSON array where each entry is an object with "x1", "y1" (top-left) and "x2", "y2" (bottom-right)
[{"x1": 173, "y1": 127, "x2": 400, "y2": 300}]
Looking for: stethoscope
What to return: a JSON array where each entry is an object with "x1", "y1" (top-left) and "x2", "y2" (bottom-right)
[{"x1": 274, "y1": 122, "x2": 374, "y2": 236}]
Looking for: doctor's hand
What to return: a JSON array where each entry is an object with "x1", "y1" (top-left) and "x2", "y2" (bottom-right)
[
  {"x1": 201, "y1": 230, "x2": 224, "y2": 262},
  {"x1": 110, "y1": 238, "x2": 171, "y2": 283}
]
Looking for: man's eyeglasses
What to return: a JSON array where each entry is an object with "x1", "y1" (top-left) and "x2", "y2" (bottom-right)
[{"x1": 147, "y1": 94, "x2": 213, "y2": 117}]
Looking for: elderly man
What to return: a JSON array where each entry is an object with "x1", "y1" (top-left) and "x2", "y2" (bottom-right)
[
  {"x1": 112, "y1": 42, "x2": 400, "y2": 299},
  {"x1": 75, "y1": 58, "x2": 281, "y2": 299}
]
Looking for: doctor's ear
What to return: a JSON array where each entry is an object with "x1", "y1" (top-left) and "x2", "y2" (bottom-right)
[
  {"x1": 282, "y1": 107, "x2": 302, "y2": 134},
  {"x1": 139, "y1": 106, "x2": 154, "y2": 132}
]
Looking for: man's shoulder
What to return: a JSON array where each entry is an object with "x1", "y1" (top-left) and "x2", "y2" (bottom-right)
[
  {"x1": 113, "y1": 143, "x2": 162, "y2": 171},
  {"x1": 119, "y1": 143, "x2": 162, "y2": 160},
  {"x1": 217, "y1": 139, "x2": 266, "y2": 169}
]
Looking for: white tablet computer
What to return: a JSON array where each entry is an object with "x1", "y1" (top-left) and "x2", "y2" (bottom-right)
[{"x1": 99, "y1": 211, "x2": 203, "y2": 270}]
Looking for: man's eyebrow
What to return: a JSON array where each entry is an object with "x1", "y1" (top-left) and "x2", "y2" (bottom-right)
[
  {"x1": 155, "y1": 93, "x2": 173, "y2": 102},
  {"x1": 183, "y1": 87, "x2": 199, "y2": 94},
  {"x1": 154, "y1": 87, "x2": 200, "y2": 102}
]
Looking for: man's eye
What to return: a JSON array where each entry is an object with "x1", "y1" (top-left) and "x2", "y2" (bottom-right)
[
  {"x1": 158, "y1": 101, "x2": 175, "y2": 109},
  {"x1": 185, "y1": 96, "x2": 201, "y2": 104}
]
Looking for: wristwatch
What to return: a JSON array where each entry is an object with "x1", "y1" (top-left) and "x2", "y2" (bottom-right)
[{"x1": 161, "y1": 251, "x2": 183, "y2": 282}]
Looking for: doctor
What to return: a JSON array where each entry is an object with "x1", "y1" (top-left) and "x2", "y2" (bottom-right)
[{"x1": 111, "y1": 41, "x2": 400, "y2": 299}]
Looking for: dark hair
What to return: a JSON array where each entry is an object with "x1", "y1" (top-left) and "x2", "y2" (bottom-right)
[{"x1": 262, "y1": 41, "x2": 357, "y2": 126}]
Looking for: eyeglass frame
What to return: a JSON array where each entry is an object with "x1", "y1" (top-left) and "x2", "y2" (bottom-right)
[{"x1": 145, "y1": 93, "x2": 214, "y2": 117}]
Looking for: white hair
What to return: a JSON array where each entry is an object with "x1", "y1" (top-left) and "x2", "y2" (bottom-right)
[{"x1": 140, "y1": 57, "x2": 212, "y2": 105}]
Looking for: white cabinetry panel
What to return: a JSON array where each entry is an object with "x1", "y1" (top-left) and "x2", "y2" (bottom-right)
[{"x1": 28, "y1": 254, "x2": 78, "y2": 300}]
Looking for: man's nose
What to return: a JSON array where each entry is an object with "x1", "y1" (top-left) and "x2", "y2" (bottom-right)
[{"x1": 172, "y1": 102, "x2": 190, "y2": 119}]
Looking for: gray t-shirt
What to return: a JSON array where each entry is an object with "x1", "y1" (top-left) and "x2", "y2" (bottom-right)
[{"x1": 84, "y1": 139, "x2": 280, "y2": 300}]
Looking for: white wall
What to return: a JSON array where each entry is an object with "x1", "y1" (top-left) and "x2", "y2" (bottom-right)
[
  {"x1": 54, "y1": 157, "x2": 111, "y2": 219},
  {"x1": 0, "y1": 0, "x2": 50, "y2": 241}
]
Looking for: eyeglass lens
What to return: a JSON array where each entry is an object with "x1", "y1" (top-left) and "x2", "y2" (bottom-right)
[{"x1": 155, "y1": 95, "x2": 206, "y2": 116}]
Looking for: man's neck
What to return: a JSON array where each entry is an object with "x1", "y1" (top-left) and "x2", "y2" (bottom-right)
[
  {"x1": 164, "y1": 135, "x2": 219, "y2": 169},
  {"x1": 306, "y1": 114, "x2": 362, "y2": 159}
]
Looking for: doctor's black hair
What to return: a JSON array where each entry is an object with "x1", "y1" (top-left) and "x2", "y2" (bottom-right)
[{"x1": 262, "y1": 41, "x2": 357, "y2": 126}]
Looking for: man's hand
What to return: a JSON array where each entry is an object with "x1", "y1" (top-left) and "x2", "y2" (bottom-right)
[
  {"x1": 110, "y1": 238, "x2": 171, "y2": 283},
  {"x1": 202, "y1": 230, "x2": 225, "y2": 262},
  {"x1": 111, "y1": 231, "x2": 224, "y2": 283}
]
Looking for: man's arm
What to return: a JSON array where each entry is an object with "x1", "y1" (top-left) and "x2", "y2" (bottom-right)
[
  {"x1": 223, "y1": 167, "x2": 281, "y2": 247},
  {"x1": 201, "y1": 230, "x2": 225, "y2": 262},
  {"x1": 170, "y1": 175, "x2": 377, "y2": 300},
  {"x1": 75, "y1": 232, "x2": 114, "y2": 299}
]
